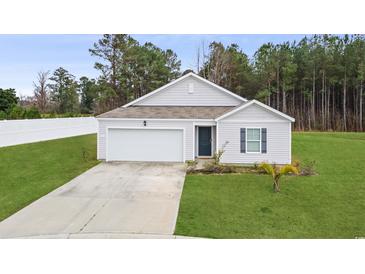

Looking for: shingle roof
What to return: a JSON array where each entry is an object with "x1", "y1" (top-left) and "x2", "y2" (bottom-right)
[{"x1": 96, "y1": 106, "x2": 236, "y2": 119}]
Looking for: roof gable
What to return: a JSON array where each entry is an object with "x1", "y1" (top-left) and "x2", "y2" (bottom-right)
[
  {"x1": 215, "y1": 100, "x2": 295, "y2": 122},
  {"x1": 123, "y1": 73, "x2": 247, "y2": 107}
]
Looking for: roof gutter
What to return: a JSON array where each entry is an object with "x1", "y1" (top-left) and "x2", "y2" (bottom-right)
[{"x1": 96, "y1": 118, "x2": 217, "y2": 122}]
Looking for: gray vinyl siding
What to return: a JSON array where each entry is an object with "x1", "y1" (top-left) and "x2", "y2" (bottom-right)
[
  {"x1": 217, "y1": 104, "x2": 292, "y2": 164},
  {"x1": 98, "y1": 105, "x2": 292, "y2": 164},
  {"x1": 226, "y1": 103, "x2": 287, "y2": 121},
  {"x1": 134, "y1": 77, "x2": 242, "y2": 106},
  {"x1": 97, "y1": 119, "x2": 194, "y2": 161}
]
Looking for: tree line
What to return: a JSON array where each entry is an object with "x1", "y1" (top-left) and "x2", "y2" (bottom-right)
[
  {"x1": 198, "y1": 35, "x2": 365, "y2": 132},
  {"x1": 1, "y1": 34, "x2": 364, "y2": 132}
]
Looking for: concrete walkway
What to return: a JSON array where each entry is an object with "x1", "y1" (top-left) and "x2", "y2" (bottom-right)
[{"x1": 0, "y1": 162, "x2": 187, "y2": 239}]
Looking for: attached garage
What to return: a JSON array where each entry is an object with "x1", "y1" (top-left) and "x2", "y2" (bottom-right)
[{"x1": 106, "y1": 128, "x2": 184, "y2": 162}]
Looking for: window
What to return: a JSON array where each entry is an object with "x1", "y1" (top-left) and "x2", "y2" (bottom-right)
[{"x1": 246, "y1": 128, "x2": 261, "y2": 153}]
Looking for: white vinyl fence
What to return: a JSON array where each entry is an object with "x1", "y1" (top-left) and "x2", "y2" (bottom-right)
[{"x1": 0, "y1": 117, "x2": 97, "y2": 147}]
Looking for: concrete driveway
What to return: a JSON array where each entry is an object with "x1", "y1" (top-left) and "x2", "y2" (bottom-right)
[{"x1": 0, "y1": 162, "x2": 187, "y2": 239}]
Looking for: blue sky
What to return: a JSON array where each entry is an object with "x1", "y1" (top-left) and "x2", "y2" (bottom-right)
[{"x1": 0, "y1": 34, "x2": 307, "y2": 96}]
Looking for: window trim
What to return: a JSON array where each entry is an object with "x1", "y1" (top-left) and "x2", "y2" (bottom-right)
[{"x1": 246, "y1": 127, "x2": 261, "y2": 154}]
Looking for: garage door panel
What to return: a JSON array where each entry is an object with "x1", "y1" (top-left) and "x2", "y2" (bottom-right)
[{"x1": 107, "y1": 128, "x2": 183, "y2": 162}]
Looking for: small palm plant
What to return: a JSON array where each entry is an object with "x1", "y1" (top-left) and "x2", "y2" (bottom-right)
[{"x1": 259, "y1": 162, "x2": 299, "y2": 192}]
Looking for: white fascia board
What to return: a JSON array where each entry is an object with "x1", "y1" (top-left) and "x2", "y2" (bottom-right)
[
  {"x1": 218, "y1": 120, "x2": 292, "y2": 123},
  {"x1": 96, "y1": 117, "x2": 215, "y2": 122},
  {"x1": 215, "y1": 99, "x2": 295, "y2": 122},
  {"x1": 122, "y1": 72, "x2": 247, "y2": 107}
]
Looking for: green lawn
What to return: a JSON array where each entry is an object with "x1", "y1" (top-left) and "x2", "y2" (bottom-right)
[
  {"x1": 175, "y1": 132, "x2": 365, "y2": 238},
  {"x1": 0, "y1": 134, "x2": 99, "y2": 221}
]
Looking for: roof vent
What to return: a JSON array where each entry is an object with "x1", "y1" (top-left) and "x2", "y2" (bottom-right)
[{"x1": 188, "y1": 83, "x2": 194, "y2": 94}]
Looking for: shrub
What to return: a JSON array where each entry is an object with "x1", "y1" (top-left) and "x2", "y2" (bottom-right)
[
  {"x1": 81, "y1": 147, "x2": 91, "y2": 162},
  {"x1": 8, "y1": 105, "x2": 26, "y2": 119},
  {"x1": 186, "y1": 160, "x2": 197, "y2": 167},
  {"x1": 6, "y1": 106, "x2": 42, "y2": 120},
  {"x1": 0, "y1": 111, "x2": 6, "y2": 120},
  {"x1": 290, "y1": 159, "x2": 317, "y2": 176},
  {"x1": 213, "y1": 150, "x2": 224, "y2": 165},
  {"x1": 300, "y1": 160, "x2": 317, "y2": 176},
  {"x1": 40, "y1": 112, "x2": 94, "y2": 118},
  {"x1": 202, "y1": 161, "x2": 237, "y2": 174},
  {"x1": 24, "y1": 106, "x2": 41, "y2": 119},
  {"x1": 213, "y1": 141, "x2": 229, "y2": 165},
  {"x1": 186, "y1": 160, "x2": 198, "y2": 173}
]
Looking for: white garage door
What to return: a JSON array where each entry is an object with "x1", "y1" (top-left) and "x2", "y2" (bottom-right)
[{"x1": 107, "y1": 128, "x2": 184, "y2": 162}]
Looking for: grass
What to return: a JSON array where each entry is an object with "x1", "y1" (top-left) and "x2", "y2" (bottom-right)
[
  {"x1": 0, "y1": 134, "x2": 99, "y2": 221},
  {"x1": 175, "y1": 132, "x2": 365, "y2": 238}
]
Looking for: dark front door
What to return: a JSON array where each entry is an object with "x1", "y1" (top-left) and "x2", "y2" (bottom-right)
[{"x1": 198, "y1": 127, "x2": 212, "y2": 156}]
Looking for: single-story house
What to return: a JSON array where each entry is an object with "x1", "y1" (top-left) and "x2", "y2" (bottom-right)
[{"x1": 96, "y1": 72, "x2": 295, "y2": 164}]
